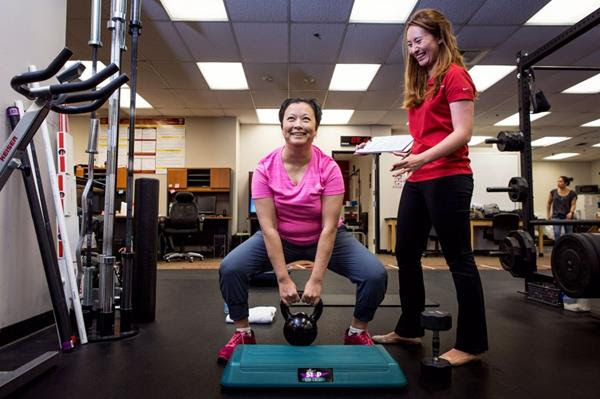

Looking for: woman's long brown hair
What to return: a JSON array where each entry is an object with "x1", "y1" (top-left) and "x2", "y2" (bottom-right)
[{"x1": 402, "y1": 9, "x2": 467, "y2": 109}]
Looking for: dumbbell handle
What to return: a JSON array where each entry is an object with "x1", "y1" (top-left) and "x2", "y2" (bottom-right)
[
  {"x1": 486, "y1": 186, "x2": 515, "y2": 193},
  {"x1": 432, "y1": 330, "x2": 440, "y2": 360}
]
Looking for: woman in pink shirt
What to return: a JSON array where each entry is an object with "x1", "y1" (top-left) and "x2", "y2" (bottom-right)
[{"x1": 217, "y1": 98, "x2": 387, "y2": 363}]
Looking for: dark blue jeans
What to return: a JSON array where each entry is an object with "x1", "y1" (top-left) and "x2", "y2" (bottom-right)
[
  {"x1": 219, "y1": 227, "x2": 387, "y2": 323},
  {"x1": 394, "y1": 174, "x2": 488, "y2": 354}
]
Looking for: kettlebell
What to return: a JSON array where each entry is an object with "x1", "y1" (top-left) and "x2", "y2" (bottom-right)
[{"x1": 280, "y1": 291, "x2": 323, "y2": 346}]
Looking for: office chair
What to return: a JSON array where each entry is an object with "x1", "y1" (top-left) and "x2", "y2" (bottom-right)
[
  {"x1": 163, "y1": 192, "x2": 204, "y2": 262},
  {"x1": 491, "y1": 213, "x2": 520, "y2": 244}
]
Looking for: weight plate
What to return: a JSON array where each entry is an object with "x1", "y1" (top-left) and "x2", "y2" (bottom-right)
[{"x1": 552, "y1": 234, "x2": 595, "y2": 297}]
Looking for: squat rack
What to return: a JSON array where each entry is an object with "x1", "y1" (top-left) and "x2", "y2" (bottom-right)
[{"x1": 516, "y1": 7, "x2": 600, "y2": 242}]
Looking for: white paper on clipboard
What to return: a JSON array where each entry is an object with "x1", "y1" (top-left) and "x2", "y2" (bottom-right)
[{"x1": 355, "y1": 136, "x2": 413, "y2": 154}]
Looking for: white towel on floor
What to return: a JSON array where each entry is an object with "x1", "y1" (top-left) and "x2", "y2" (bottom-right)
[{"x1": 226, "y1": 306, "x2": 277, "y2": 324}]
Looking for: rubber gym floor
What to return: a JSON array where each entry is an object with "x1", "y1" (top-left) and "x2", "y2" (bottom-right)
[{"x1": 4, "y1": 265, "x2": 600, "y2": 399}]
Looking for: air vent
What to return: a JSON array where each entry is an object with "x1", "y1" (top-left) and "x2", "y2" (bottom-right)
[{"x1": 460, "y1": 49, "x2": 490, "y2": 66}]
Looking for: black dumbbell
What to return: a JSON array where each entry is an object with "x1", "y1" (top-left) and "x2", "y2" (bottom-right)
[{"x1": 420, "y1": 310, "x2": 452, "y2": 384}]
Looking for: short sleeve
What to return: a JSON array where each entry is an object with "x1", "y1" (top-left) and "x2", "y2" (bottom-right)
[
  {"x1": 251, "y1": 162, "x2": 273, "y2": 199},
  {"x1": 444, "y1": 66, "x2": 476, "y2": 103},
  {"x1": 322, "y1": 161, "x2": 345, "y2": 196}
]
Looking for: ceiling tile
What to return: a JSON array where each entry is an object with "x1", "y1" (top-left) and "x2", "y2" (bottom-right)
[
  {"x1": 289, "y1": 90, "x2": 327, "y2": 104},
  {"x1": 483, "y1": 26, "x2": 565, "y2": 64},
  {"x1": 152, "y1": 62, "x2": 209, "y2": 90},
  {"x1": 358, "y1": 91, "x2": 401, "y2": 110},
  {"x1": 175, "y1": 22, "x2": 240, "y2": 62},
  {"x1": 215, "y1": 90, "x2": 255, "y2": 108},
  {"x1": 378, "y1": 110, "x2": 407, "y2": 125},
  {"x1": 469, "y1": 0, "x2": 549, "y2": 25},
  {"x1": 290, "y1": 24, "x2": 346, "y2": 63},
  {"x1": 324, "y1": 92, "x2": 365, "y2": 109},
  {"x1": 172, "y1": 90, "x2": 221, "y2": 108},
  {"x1": 474, "y1": 91, "x2": 514, "y2": 115},
  {"x1": 289, "y1": 64, "x2": 335, "y2": 90},
  {"x1": 141, "y1": 0, "x2": 170, "y2": 21},
  {"x1": 532, "y1": 70, "x2": 596, "y2": 93},
  {"x1": 458, "y1": 26, "x2": 520, "y2": 50},
  {"x1": 349, "y1": 110, "x2": 387, "y2": 125},
  {"x1": 233, "y1": 23, "x2": 288, "y2": 63},
  {"x1": 244, "y1": 63, "x2": 288, "y2": 90},
  {"x1": 66, "y1": 18, "x2": 112, "y2": 61},
  {"x1": 368, "y1": 64, "x2": 404, "y2": 91},
  {"x1": 225, "y1": 0, "x2": 288, "y2": 22},
  {"x1": 139, "y1": 21, "x2": 193, "y2": 62},
  {"x1": 417, "y1": 0, "x2": 487, "y2": 24},
  {"x1": 386, "y1": 37, "x2": 405, "y2": 64},
  {"x1": 339, "y1": 24, "x2": 402, "y2": 63},
  {"x1": 137, "y1": 89, "x2": 180, "y2": 108},
  {"x1": 252, "y1": 90, "x2": 289, "y2": 107},
  {"x1": 136, "y1": 62, "x2": 169, "y2": 89},
  {"x1": 290, "y1": 0, "x2": 353, "y2": 22},
  {"x1": 67, "y1": 0, "x2": 111, "y2": 19}
]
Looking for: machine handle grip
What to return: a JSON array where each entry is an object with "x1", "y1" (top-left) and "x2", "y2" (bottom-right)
[
  {"x1": 51, "y1": 75, "x2": 129, "y2": 114},
  {"x1": 47, "y1": 64, "x2": 119, "y2": 95},
  {"x1": 10, "y1": 48, "x2": 73, "y2": 98},
  {"x1": 59, "y1": 74, "x2": 129, "y2": 104}
]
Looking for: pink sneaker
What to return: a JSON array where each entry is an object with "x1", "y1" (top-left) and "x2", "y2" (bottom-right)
[
  {"x1": 344, "y1": 329, "x2": 374, "y2": 345},
  {"x1": 217, "y1": 330, "x2": 256, "y2": 364}
]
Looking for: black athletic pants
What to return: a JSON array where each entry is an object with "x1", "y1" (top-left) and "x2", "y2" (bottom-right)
[{"x1": 394, "y1": 174, "x2": 488, "y2": 354}]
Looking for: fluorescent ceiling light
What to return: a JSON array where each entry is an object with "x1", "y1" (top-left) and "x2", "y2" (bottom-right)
[
  {"x1": 562, "y1": 73, "x2": 600, "y2": 94},
  {"x1": 256, "y1": 109, "x2": 279, "y2": 124},
  {"x1": 321, "y1": 110, "x2": 355, "y2": 125},
  {"x1": 531, "y1": 136, "x2": 571, "y2": 147},
  {"x1": 526, "y1": 0, "x2": 600, "y2": 25},
  {"x1": 593, "y1": 143, "x2": 600, "y2": 147},
  {"x1": 468, "y1": 65, "x2": 515, "y2": 92},
  {"x1": 120, "y1": 89, "x2": 153, "y2": 109},
  {"x1": 543, "y1": 153, "x2": 579, "y2": 160},
  {"x1": 349, "y1": 0, "x2": 418, "y2": 23},
  {"x1": 581, "y1": 118, "x2": 600, "y2": 127},
  {"x1": 197, "y1": 63, "x2": 248, "y2": 90},
  {"x1": 329, "y1": 64, "x2": 381, "y2": 91},
  {"x1": 160, "y1": 0, "x2": 227, "y2": 21},
  {"x1": 468, "y1": 136, "x2": 492, "y2": 145},
  {"x1": 494, "y1": 112, "x2": 551, "y2": 126}
]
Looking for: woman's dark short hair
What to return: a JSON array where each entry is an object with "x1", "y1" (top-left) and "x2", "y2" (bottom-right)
[
  {"x1": 278, "y1": 98, "x2": 322, "y2": 129},
  {"x1": 560, "y1": 176, "x2": 574, "y2": 186}
]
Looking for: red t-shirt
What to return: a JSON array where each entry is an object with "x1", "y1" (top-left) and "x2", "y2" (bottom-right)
[{"x1": 407, "y1": 63, "x2": 475, "y2": 182}]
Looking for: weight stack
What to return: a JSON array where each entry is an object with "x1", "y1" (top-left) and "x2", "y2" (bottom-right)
[{"x1": 133, "y1": 178, "x2": 159, "y2": 323}]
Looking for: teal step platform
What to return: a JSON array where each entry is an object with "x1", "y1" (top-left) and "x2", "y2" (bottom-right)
[{"x1": 221, "y1": 345, "x2": 407, "y2": 389}]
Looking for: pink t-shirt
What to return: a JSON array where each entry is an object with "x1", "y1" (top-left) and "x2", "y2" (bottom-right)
[{"x1": 252, "y1": 146, "x2": 345, "y2": 245}]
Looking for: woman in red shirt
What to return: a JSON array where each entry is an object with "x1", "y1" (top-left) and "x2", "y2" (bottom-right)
[{"x1": 372, "y1": 9, "x2": 488, "y2": 366}]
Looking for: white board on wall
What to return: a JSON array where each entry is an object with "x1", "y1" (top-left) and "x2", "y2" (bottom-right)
[{"x1": 470, "y1": 149, "x2": 520, "y2": 211}]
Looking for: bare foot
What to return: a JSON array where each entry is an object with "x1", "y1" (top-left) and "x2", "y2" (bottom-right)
[
  {"x1": 372, "y1": 331, "x2": 422, "y2": 345},
  {"x1": 440, "y1": 348, "x2": 482, "y2": 366}
]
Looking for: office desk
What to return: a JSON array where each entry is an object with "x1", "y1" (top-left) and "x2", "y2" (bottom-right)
[
  {"x1": 470, "y1": 219, "x2": 544, "y2": 256},
  {"x1": 386, "y1": 217, "x2": 544, "y2": 256}
]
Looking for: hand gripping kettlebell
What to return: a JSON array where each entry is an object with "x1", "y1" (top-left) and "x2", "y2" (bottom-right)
[{"x1": 280, "y1": 292, "x2": 323, "y2": 346}]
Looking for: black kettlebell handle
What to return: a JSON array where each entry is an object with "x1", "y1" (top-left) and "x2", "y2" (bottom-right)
[{"x1": 280, "y1": 291, "x2": 323, "y2": 322}]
